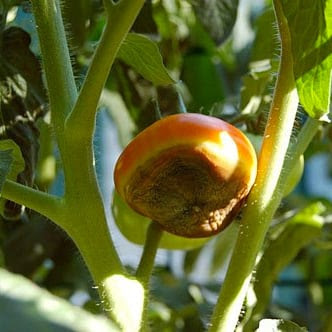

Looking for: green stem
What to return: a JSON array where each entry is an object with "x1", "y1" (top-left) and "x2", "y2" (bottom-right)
[
  {"x1": 65, "y1": 0, "x2": 145, "y2": 139},
  {"x1": 136, "y1": 222, "x2": 163, "y2": 332},
  {"x1": 1, "y1": 179, "x2": 63, "y2": 222},
  {"x1": 136, "y1": 222, "x2": 163, "y2": 284},
  {"x1": 208, "y1": 1, "x2": 299, "y2": 331},
  {"x1": 31, "y1": 0, "x2": 77, "y2": 137}
]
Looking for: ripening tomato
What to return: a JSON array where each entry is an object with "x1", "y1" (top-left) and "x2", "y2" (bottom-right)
[{"x1": 114, "y1": 113, "x2": 257, "y2": 238}]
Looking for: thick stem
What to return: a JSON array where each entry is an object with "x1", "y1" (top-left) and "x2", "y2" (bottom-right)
[
  {"x1": 31, "y1": 0, "x2": 77, "y2": 137},
  {"x1": 1, "y1": 179, "x2": 63, "y2": 222},
  {"x1": 208, "y1": 1, "x2": 299, "y2": 331},
  {"x1": 65, "y1": 0, "x2": 145, "y2": 139}
]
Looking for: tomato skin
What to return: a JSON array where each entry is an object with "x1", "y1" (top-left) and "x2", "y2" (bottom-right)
[{"x1": 114, "y1": 113, "x2": 257, "y2": 238}]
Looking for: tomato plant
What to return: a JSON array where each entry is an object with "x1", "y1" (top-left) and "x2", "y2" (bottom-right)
[{"x1": 0, "y1": 1, "x2": 332, "y2": 332}]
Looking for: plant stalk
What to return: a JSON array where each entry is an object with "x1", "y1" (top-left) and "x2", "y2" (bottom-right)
[
  {"x1": 65, "y1": 0, "x2": 146, "y2": 139},
  {"x1": 1, "y1": 179, "x2": 63, "y2": 222},
  {"x1": 31, "y1": 0, "x2": 77, "y2": 138},
  {"x1": 208, "y1": 1, "x2": 299, "y2": 330}
]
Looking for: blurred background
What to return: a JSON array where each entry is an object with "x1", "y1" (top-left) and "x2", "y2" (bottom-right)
[{"x1": 1, "y1": 0, "x2": 332, "y2": 331}]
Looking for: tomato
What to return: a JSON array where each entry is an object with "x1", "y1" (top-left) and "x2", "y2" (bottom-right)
[
  {"x1": 112, "y1": 191, "x2": 210, "y2": 250},
  {"x1": 114, "y1": 113, "x2": 257, "y2": 238}
]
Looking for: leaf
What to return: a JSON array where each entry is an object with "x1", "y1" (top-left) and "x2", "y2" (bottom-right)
[
  {"x1": 0, "y1": 139, "x2": 25, "y2": 183},
  {"x1": 117, "y1": 33, "x2": 175, "y2": 86},
  {"x1": 181, "y1": 50, "x2": 225, "y2": 110},
  {"x1": 0, "y1": 268, "x2": 118, "y2": 332},
  {"x1": 0, "y1": 149, "x2": 13, "y2": 194},
  {"x1": 279, "y1": 0, "x2": 332, "y2": 119},
  {"x1": 256, "y1": 319, "x2": 308, "y2": 332},
  {"x1": 112, "y1": 191, "x2": 209, "y2": 250},
  {"x1": 209, "y1": 222, "x2": 238, "y2": 276},
  {"x1": 190, "y1": 0, "x2": 239, "y2": 45},
  {"x1": 242, "y1": 202, "x2": 325, "y2": 331},
  {"x1": 0, "y1": 139, "x2": 25, "y2": 217}
]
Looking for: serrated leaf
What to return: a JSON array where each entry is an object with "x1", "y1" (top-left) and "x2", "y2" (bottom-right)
[
  {"x1": 190, "y1": 0, "x2": 239, "y2": 45},
  {"x1": 242, "y1": 202, "x2": 325, "y2": 330},
  {"x1": 256, "y1": 319, "x2": 308, "y2": 332},
  {"x1": 117, "y1": 33, "x2": 175, "y2": 86},
  {"x1": 0, "y1": 268, "x2": 118, "y2": 332},
  {"x1": 112, "y1": 191, "x2": 209, "y2": 250},
  {"x1": 279, "y1": 0, "x2": 332, "y2": 119}
]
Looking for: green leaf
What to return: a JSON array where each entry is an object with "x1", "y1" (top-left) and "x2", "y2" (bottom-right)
[
  {"x1": 0, "y1": 268, "x2": 118, "y2": 332},
  {"x1": 242, "y1": 202, "x2": 325, "y2": 331},
  {"x1": 112, "y1": 191, "x2": 210, "y2": 250},
  {"x1": 0, "y1": 139, "x2": 25, "y2": 183},
  {"x1": 0, "y1": 139, "x2": 25, "y2": 216},
  {"x1": 117, "y1": 33, "x2": 175, "y2": 86},
  {"x1": 209, "y1": 222, "x2": 238, "y2": 276},
  {"x1": 279, "y1": 0, "x2": 332, "y2": 119},
  {"x1": 181, "y1": 50, "x2": 225, "y2": 110},
  {"x1": 0, "y1": 149, "x2": 13, "y2": 193},
  {"x1": 189, "y1": 0, "x2": 239, "y2": 45},
  {"x1": 256, "y1": 319, "x2": 308, "y2": 332}
]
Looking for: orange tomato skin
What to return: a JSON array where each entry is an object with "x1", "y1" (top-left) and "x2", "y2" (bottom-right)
[{"x1": 114, "y1": 113, "x2": 257, "y2": 238}]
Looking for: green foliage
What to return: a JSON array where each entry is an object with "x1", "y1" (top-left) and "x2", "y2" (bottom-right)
[
  {"x1": 0, "y1": 149, "x2": 12, "y2": 193},
  {"x1": 118, "y1": 33, "x2": 175, "y2": 86},
  {"x1": 280, "y1": 0, "x2": 332, "y2": 119},
  {"x1": 0, "y1": 268, "x2": 118, "y2": 332},
  {"x1": 242, "y1": 202, "x2": 326, "y2": 330},
  {"x1": 0, "y1": 139, "x2": 24, "y2": 216},
  {"x1": 189, "y1": 0, "x2": 239, "y2": 45}
]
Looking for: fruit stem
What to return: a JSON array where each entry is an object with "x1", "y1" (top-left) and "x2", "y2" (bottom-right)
[
  {"x1": 208, "y1": 1, "x2": 300, "y2": 330},
  {"x1": 136, "y1": 222, "x2": 163, "y2": 331},
  {"x1": 136, "y1": 222, "x2": 163, "y2": 284}
]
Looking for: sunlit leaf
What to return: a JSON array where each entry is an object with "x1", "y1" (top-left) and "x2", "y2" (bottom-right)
[
  {"x1": 0, "y1": 268, "x2": 118, "y2": 332},
  {"x1": 279, "y1": 0, "x2": 332, "y2": 119},
  {"x1": 117, "y1": 33, "x2": 175, "y2": 86}
]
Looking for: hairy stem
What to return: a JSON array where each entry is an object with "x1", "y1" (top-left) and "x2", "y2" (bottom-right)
[
  {"x1": 31, "y1": 0, "x2": 77, "y2": 137},
  {"x1": 65, "y1": 0, "x2": 145, "y2": 139},
  {"x1": 1, "y1": 179, "x2": 63, "y2": 222},
  {"x1": 209, "y1": 1, "x2": 299, "y2": 330}
]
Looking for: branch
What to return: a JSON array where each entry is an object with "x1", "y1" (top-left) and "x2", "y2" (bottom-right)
[
  {"x1": 1, "y1": 179, "x2": 63, "y2": 222},
  {"x1": 65, "y1": 0, "x2": 146, "y2": 140}
]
